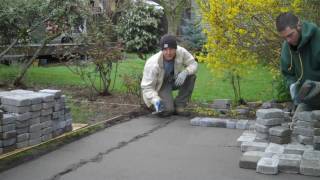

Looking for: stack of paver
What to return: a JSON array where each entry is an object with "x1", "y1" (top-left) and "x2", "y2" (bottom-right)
[
  {"x1": 0, "y1": 111, "x2": 17, "y2": 153},
  {"x1": 255, "y1": 109, "x2": 285, "y2": 142},
  {"x1": 292, "y1": 111, "x2": 320, "y2": 150},
  {"x1": 1, "y1": 90, "x2": 41, "y2": 147},
  {"x1": 292, "y1": 111, "x2": 314, "y2": 145},
  {"x1": 239, "y1": 130, "x2": 320, "y2": 176},
  {"x1": 313, "y1": 110, "x2": 320, "y2": 150},
  {"x1": 189, "y1": 105, "x2": 320, "y2": 177},
  {"x1": 0, "y1": 110, "x2": 2, "y2": 153},
  {"x1": 269, "y1": 126, "x2": 291, "y2": 144},
  {"x1": 39, "y1": 89, "x2": 73, "y2": 137},
  {"x1": 16, "y1": 112, "x2": 31, "y2": 148},
  {"x1": 189, "y1": 106, "x2": 320, "y2": 176},
  {"x1": 0, "y1": 89, "x2": 72, "y2": 154}
]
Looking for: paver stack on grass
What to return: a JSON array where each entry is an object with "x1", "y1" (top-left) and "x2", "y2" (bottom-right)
[{"x1": 0, "y1": 89, "x2": 73, "y2": 155}]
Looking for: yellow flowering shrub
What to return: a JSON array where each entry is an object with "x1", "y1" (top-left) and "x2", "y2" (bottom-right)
[{"x1": 196, "y1": 0, "x2": 302, "y2": 103}]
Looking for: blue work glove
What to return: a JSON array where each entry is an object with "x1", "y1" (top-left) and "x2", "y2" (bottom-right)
[
  {"x1": 175, "y1": 70, "x2": 188, "y2": 87},
  {"x1": 153, "y1": 99, "x2": 164, "y2": 112}
]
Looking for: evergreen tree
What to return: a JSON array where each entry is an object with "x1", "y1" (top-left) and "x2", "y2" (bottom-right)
[{"x1": 180, "y1": 17, "x2": 206, "y2": 53}]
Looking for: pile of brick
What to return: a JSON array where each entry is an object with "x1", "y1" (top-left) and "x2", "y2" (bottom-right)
[
  {"x1": 0, "y1": 89, "x2": 72, "y2": 154},
  {"x1": 238, "y1": 108, "x2": 320, "y2": 176},
  {"x1": 189, "y1": 106, "x2": 320, "y2": 176},
  {"x1": 239, "y1": 138, "x2": 320, "y2": 176},
  {"x1": 314, "y1": 112, "x2": 320, "y2": 150},
  {"x1": 0, "y1": 110, "x2": 17, "y2": 154},
  {"x1": 255, "y1": 109, "x2": 285, "y2": 142},
  {"x1": 269, "y1": 126, "x2": 291, "y2": 144},
  {"x1": 293, "y1": 111, "x2": 320, "y2": 149}
]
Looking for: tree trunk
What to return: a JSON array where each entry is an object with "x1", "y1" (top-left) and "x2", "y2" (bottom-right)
[
  {"x1": 156, "y1": 0, "x2": 190, "y2": 35},
  {"x1": 13, "y1": 33, "x2": 60, "y2": 87},
  {"x1": 0, "y1": 39, "x2": 18, "y2": 61},
  {"x1": 231, "y1": 74, "x2": 239, "y2": 104},
  {"x1": 166, "y1": 13, "x2": 182, "y2": 35},
  {"x1": 236, "y1": 75, "x2": 241, "y2": 100}
]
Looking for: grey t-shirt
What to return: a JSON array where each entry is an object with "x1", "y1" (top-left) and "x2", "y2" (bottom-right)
[{"x1": 163, "y1": 60, "x2": 174, "y2": 80}]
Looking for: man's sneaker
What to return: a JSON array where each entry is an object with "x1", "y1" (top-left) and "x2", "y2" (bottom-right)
[{"x1": 175, "y1": 107, "x2": 191, "y2": 116}]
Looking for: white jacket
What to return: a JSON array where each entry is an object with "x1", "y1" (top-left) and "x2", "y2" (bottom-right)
[{"x1": 141, "y1": 46, "x2": 198, "y2": 107}]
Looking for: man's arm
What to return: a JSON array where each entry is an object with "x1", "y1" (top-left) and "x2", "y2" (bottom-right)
[
  {"x1": 182, "y1": 48, "x2": 198, "y2": 75},
  {"x1": 141, "y1": 64, "x2": 161, "y2": 106}
]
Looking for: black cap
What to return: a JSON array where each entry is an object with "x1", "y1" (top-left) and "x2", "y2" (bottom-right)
[{"x1": 160, "y1": 34, "x2": 177, "y2": 50}]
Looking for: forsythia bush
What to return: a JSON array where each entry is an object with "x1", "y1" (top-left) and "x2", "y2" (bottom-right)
[{"x1": 196, "y1": 0, "x2": 302, "y2": 103}]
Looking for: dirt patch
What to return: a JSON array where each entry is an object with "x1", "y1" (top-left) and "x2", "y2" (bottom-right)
[{"x1": 58, "y1": 86, "x2": 145, "y2": 124}]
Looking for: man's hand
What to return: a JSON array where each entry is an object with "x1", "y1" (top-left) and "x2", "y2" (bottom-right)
[
  {"x1": 298, "y1": 80, "x2": 320, "y2": 104},
  {"x1": 175, "y1": 70, "x2": 188, "y2": 87},
  {"x1": 153, "y1": 99, "x2": 164, "y2": 112}
]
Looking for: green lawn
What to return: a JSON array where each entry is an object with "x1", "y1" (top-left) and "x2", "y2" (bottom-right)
[
  {"x1": 0, "y1": 54, "x2": 275, "y2": 103},
  {"x1": 193, "y1": 64, "x2": 275, "y2": 102}
]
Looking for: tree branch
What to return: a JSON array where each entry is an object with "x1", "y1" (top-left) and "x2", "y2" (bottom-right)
[
  {"x1": 0, "y1": 17, "x2": 50, "y2": 62},
  {"x1": 13, "y1": 33, "x2": 61, "y2": 86},
  {"x1": 0, "y1": 39, "x2": 18, "y2": 61},
  {"x1": 252, "y1": 15, "x2": 279, "y2": 38}
]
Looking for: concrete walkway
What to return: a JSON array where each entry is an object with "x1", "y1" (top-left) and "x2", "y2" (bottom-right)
[{"x1": 0, "y1": 115, "x2": 318, "y2": 180}]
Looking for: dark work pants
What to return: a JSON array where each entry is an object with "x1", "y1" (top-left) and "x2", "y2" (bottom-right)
[{"x1": 158, "y1": 74, "x2": 196, "y2": 113}]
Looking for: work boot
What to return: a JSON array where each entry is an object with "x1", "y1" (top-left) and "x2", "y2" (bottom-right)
[
  {"x1": 175, "y1": 107, "x2": 191, "y2": 116},
  {"x1": 157, "y1": 111, "x2": 173, "y2": 118}
]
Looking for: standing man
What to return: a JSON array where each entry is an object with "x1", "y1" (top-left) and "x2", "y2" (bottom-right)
[
  {"x1": 276, "y1": 12, "x2": 320, "y2": 119},
  {"x1": 141, "y1": 34, "x2": 198, "y2": 117}
]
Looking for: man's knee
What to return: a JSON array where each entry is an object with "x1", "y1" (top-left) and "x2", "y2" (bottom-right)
[
  {"x1": 186, "y1": 74, "x2": 196, "y2": 83},
  {"x1": 181, "y1": 74, "x2": 196, "y2": 91}
]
